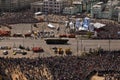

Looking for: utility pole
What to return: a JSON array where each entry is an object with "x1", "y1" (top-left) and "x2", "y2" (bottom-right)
[
  {"x1": 80, "y1": 35, "x2": 83, "y2": 52},
  {"x1": 90, "y1": 0, "x2": 94, "y2": 18},
  {"x1": 108, "y1": 34, "x2": 111, "y2": 51},
  {"x1": 70, "y1": 0, "x2": 73, "y2": 6},
  {"x1": 76, "y1": 35, "x2": 79, "y2": 56},
  {"x1": 108, "y1": 0, "x2": 113, "y2": 19}
]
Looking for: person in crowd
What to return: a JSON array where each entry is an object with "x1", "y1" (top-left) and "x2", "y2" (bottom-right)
[{"x1": 0, "y1": 49, "x2": 120, "y2": 80}]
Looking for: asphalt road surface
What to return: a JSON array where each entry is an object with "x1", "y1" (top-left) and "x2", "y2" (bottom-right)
[
  {"x1": 0, "y1": 37, "x2": 120, "y2": 58},
  {"x1": 0, "y1": 23, "x2": 120, "y2": 58}
]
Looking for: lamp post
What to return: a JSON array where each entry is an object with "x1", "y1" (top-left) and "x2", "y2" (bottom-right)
[
  {"x1": 76, "y1": 35, "x2": 83, "y2": 56},
  {"x1": 80, "y1": 35, "x2": 83, "y2": 52},
  {"x1": 31, "y1": 24, "x2": 33, "y2": 33},
  {"x1": 76, "y1": 36, "x2": 79, "y2": 56},
  {"x1": 108, "y1": 34, "x2": 111, "y2": 51}
]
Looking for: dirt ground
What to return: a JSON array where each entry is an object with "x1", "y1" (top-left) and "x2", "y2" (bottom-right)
[{"x1": 90, "y1": 75, "x2": 104, "y2": 80}]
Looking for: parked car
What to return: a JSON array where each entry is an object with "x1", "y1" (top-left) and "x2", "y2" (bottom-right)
[
  {"x1": 24, "y1": 33, "x2": 31, "y2": 37},
  {"x1": 58, "y1": 48, "x2": 64, "y2": 55},
  {"x1": 19, "y1": 45, "x2": 25, "y2": 49},
  {"x1": 21, "y1": 51, "x2": 27, "y2": 55},
  {"x1": 59, "y1": 34, "x2": 67, "y2": 38},
  {"x1": 12, "y1": 48, "x2": 27, "y2": 55},
  {"x1": 13, "y1": 51, "x2": 17, "y2": 55},
  {"x1": 13, "y1": 48, "x2": 21, "y2": 53},
  {"x1": 65, "y1": 48, "x2": 72, "y2": 55},
  {"x1": 3, "y1": 50, "x2": 8, "y2": 55},
  {"x1": 52, "y1": 47, "x2": 58, "y2": 54},
  {"x1": 13, "y1": 33, "x2": 23, "y2": 37},
  {"x1": 32, "y1": 47, "x2": 44, "y2": 53},
  {"x1": 25, "y1": 47, "x2": 30, "y2": 51},
  {"x1": 0, "y1": 46, "x2": 11, "y2": 50},
  {"x1": 68, "y1": 34, "x2": 76, "y2": 38}
]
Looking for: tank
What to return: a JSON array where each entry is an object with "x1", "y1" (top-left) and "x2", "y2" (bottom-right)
[{"x1": 45, "y1": 38, "x2": 69, "y2": 44}]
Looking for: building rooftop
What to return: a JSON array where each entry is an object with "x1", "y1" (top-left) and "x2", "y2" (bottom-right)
[
  {"x1": 44, "y1": 0, "x2": 64, "y2": 2},
  {"x1": 96, "y1": 2, "x2": 104, "y2": 5},
  {"x1": 64, "y1": 7, "x2": 74, "y2": 9},
  {"x1": 102, "y1": 11, "x2": 109, "y2": 13},
  {"x1": 73, "y1": 1, "x2": 82, "y2": 5},
  {"x1": 107, "y1": 0, "x2": 119, "y2": 6},
  {"x1": 114, "y1": 6, "x2": 120, "y2": 10},
  {"x1": 93, "y1": 5, "x2": 102, "y2": 8},
  {"x1": 31, "y1": 1, "x2": 43, "y2": 6},
  {"x1": 56, "y1": 0, "x2": 64, "y2": 2},
  {"x1": 44, "y1": 0, "x2": 48, "y2": 1}
]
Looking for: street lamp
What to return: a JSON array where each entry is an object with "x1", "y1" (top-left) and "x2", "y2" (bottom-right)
[
  {"x1": 76, "y1": 36, "x2": 79, "y2": 55},
  {"x1": 108, "y1": 34, "x2": 111, "y2": 51},
  {"x1": 80, "y1": 35, "x2": 83, "y2": 52},
  {"x1": 76, "y1": 35, "x2": 83, "y2": 56}
]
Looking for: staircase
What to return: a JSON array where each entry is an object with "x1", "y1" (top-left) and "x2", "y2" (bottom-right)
[
  {"x1": 40, "y1": 64, "x2": 53, "y2": 80},
  {"x1": 41, "y1": 39, "x2": 55, "y2": 57}
]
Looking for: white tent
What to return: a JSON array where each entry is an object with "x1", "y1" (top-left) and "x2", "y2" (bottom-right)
[
  {"x1": 79, "y1": 27, "x2": 87, "y2": 31},
  {"x1": 48, "y1": 23, "x2": 55, "y2": 29},
  {"x1": 93, "y1": 22, "x2": 106, "y2": 29}
]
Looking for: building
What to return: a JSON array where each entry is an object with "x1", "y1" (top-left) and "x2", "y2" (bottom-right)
[
  {"x1": 73, "y1": 1, "x2": 82, "y2": 13},
  {"x1": 83, "y1": 0, "x2": 100, "y2": 12},
  {"x1": 63, "y1": 7, "x2": 79, "y2": 15},
  {"x1": 102, "y1": 0, "x2": 119, "y2": 19},
  {"x1": 113, "y1": 6, "x2": 120, "y2": 21},
  {"x1": 91, "y1": 2, "x2": 104, "y2": 18},
  {"x1": 91, "y1": 0, "x2": 120, "y2": 21},
  {"x1": 62, "y1": 0, "x2": 100, "y2": 15},
  {"x1": 31, "y1": 0, "x2": 68, "y2": 13},
  {"x1": 31, "y1": 1, "x2": 43, "y2": 12},
  {"x1": 43, "y1": 0, "x2": 68, "y2": 13}
]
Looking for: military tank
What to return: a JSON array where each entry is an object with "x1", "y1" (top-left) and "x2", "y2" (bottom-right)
[{"x1": 45, "y1": 38, "x2": 69, "y2": 44}]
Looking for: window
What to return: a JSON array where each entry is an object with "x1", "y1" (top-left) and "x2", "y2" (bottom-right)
[{"x1": 37, "y1": 8, "x2": 40, "y2": 11}]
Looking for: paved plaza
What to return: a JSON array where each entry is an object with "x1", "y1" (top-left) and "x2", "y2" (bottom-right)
[
  {"x1": 1, "y1": 35, "x2": 120, "y2": 58},
  {"x1": 0, "y1": 17, "x2": 120, "y2": 58}
]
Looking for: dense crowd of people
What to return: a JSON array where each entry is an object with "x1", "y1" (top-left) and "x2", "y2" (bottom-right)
[
  {"x1": 0, "y1": 11, "x2": 39, "y2": 24},
  {"x1": 46, "y1": 14, "x2": 68, "y2": 23},
  {"x1": 0, "y1": 50, "x2": 120, "y2": 80},
  {"x1": 95, "y1": 20, "x2": 120, "y2": 39}
]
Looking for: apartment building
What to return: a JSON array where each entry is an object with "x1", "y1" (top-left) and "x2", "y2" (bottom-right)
[
  {"x1": 73, "y1": 1, "x2": 82, "y2": 13},
  {"x1": 91, "y1": 2, "x2": 104, "y2": 18},
  {"x1": 91, "y1": 0, "x2": 120, "y2": 22},
  {"x1": 113, "y1": 6, "x2": 120, "y2": 21},
  {"x1": 31, "y1": 0, "x2": 68, "y2": 13},
  {"x1": 31, "y1": 1, "x2": 43, "y2": 12},
  {"x1": 43, "y1": 0, "x2": 68, "y2": 13}
]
